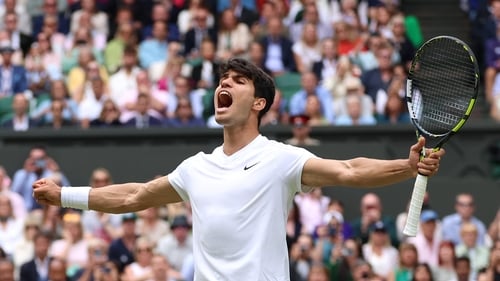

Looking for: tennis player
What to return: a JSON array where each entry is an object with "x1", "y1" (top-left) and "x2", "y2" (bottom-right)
[{"x1": 32, "y1": 58, "x2": 444, "y2": 281}]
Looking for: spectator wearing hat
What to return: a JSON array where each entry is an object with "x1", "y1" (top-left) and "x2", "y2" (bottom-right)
[
  {"x1": 362, "y1": 220, "x2": 399, "y2": 280},
  {"x1": 0, "y1": 42, "x2": 27, "y2": 98},
  {"x1": 108, "y1": 212, "x2": 138, "y2": 273},
  {"x1": 407, "y1": 209, "x2": 442, "y2": 267},
  {"x1": 13, "y1": 213, "x2": 42, "y2": 270},
  {"x1": 285, "y1": 114, "x2": 321, "y2": 146},
  {"x1": 156, "y1": 215, "x2": 193, "y2": 274}
]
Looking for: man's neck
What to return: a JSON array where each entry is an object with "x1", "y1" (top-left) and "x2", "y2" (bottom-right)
[{"x1": 222, "y1": 127, "x2": 260, "y2": 156}]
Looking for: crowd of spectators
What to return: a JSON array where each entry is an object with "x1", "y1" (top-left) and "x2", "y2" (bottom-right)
[
  {"x1": 0, "y1": 0, "x2": 500, "y2": 280},
  {"x1": 1, "y1": 145, "x2": 500, "y2": 281},
  {"x1": 0, "y1": 0, "x2": 484, "y2": 132}
]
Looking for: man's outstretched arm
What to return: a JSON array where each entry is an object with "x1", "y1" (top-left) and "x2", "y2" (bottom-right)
[{"x1": 32, "y1": 175, "x2": 183, "y2": 213}]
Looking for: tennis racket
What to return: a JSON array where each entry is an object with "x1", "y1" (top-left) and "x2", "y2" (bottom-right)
[{"x1": 402, "y1": 36, "x2": 479, "y2": 236}]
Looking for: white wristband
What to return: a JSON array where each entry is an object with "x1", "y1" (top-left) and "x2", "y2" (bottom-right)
[{"x1": 61, "y1": 186, "x2": 91, "y2": 210}]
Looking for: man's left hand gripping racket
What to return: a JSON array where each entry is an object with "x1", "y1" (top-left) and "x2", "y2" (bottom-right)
[{"x1": 402, "y1": 36, "x2": 479, "y2": 236}]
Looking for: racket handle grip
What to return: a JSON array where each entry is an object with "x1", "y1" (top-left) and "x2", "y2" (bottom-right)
[{"x1": 403, "y1": 174, "x2": 428, "y2": 236}]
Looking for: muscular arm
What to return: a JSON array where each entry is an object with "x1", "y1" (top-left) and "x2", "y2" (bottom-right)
[
  {"x1": 33, "y1": 175, "x2": 183, "y2": 213},
  {"x1": 301, "y1": 157, "x2": 414, "y2": 188},
  {"x1": 89, "y1": 176, "x2": 183, "y2": 213},
  {"x1": 302, "y1": 137, "x2": 444, "y2": 188}
]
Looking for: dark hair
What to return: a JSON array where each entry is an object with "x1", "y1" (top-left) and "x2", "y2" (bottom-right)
[
  {"x1": 412, "y1": 263, "x2": 434, "y2": 281},
  {"x1": 218, "y1": 58, "x2": 275, "y2": 125}
]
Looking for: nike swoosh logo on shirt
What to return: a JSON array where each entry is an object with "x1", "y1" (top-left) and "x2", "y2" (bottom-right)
[{"x1": 244, "y1": 162, "x2": 260, "y2": 170}]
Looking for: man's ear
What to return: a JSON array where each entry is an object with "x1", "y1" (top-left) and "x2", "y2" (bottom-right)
[{"x1": 253, "y1": 98, "x2": 266, "y2": 110}]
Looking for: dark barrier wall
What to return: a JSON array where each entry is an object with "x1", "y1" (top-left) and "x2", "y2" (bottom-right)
[{"x1": 1, "y1": 121, "x2": 499, "y2": 224}]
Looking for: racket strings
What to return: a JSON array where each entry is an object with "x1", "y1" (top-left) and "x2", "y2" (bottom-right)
[{"x1": 409, "y1": 39, "x2": 477, "y2": 136}]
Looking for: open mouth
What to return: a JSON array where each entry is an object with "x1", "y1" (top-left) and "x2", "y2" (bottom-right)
[{"x1": 217, "y1": 91, "x2": 233, "y2": 108}]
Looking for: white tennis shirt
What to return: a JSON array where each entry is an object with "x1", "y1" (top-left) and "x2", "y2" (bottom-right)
[{"x1": 168, "y1": 135, "x2": 316, "y2": 281}]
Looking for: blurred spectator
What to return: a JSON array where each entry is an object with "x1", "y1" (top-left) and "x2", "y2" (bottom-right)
[
  {"x1": 19, "y1": 230, "x2": 53, "y2": 281},
  {"x1": 331, "y1": 75, "x2": 374, "y2": 119},
  {"x1": 66, "y1": 50, "x2": 107, "y2": 103},
  {"x1": 108, "y1": 212, "x2": 137, "y2": 273},
  {"x1": 24, "y1": 43, "x2": 51, "y2": 97},
  {"x1": 177, "y1": 0, "x2": 215, "y2": 36},
  {"x1": 166, "y1": 97, "x2": 206, "y2": 128},
  {"x1": 182, "y1": 6, "x2": 218, "y2": 59},
  {"x1": 107, "y1": 5, "x2": 134, "y2": 43},
  {"x1": 223, "y1": 0, "x2": 259, "y2": 28},
  {"x1": 455, "y1": 256, "x2": 472, "y2": 281},
  {"x1": 0, "y1": 44, "x2": 27, "y2": 97},
  {"x1": 351, "y1": 259, "x2": 378, "y2": 281},
  {"x1": 119, "y1": 70, "x2": 168, "y2": 123},
  {"x1": 0, "y1": 0, "x2": 32, "y2": 36},
  {"x1": 289, "y1": 233, "x2": 315, "y2": 281},
  {"x1": 387, "y1": 242, "x2": 418, "y2": 281},
  {"x1": 292, "y1": 22, "x2": 322, "y2": 74},
  {"x1": 295, "y1": 188, "x2": 330, "y2": 236},
  {"x1": 325, "y1": 199, "x2": 354, "y2": 239},
  {"x1": 487, "y1": 239, "x2": 500, "y2": 280},
  {"x1": 108, "y1": 45, "x2": 140, "y2": 105},
  {"x1": 287, "y1": 199, "x2": 303, "y2": 249},
  {"x1": 135, "y1": 206, "x2": 170, "y2": 243},
  {"x1": 361, "y1": 41, "x2": 397, "y2": 103},
  {"x1": 141, "y1": 2, "x2": 179, "y2": 42},
  {"x1": 81, "y1": 168, "x2": 122, "y2": 242},
  {"x1": 11, "y1": 145, "x2": 70, "y2": 211},
  {"x1": 122, "y1": 236, "x2": 155, "y2": 281},
  {"x1": 70, "y1": 0, "x2": 109, "y2": 38},
  {"x1": 189, "y1": 38, "x2": 220, "y2": 90},
  {"x1": 441, "y1": 193, "x2": 487, "y2": 246},
  {"x1": 31, "y1": 79, "x2": 78, "y2": 125},
  {"x1": 407, "y1": 210, "x2": 442, "y2": 267},
  {"x1": 388, "y1": 13, "x2": 415, "y2": 71},
  {"x1": 454, "y1": 222, "x2": 490, "y2": 279},
  {"x1": 166, "y1": 75, "x2": 204, "y2": 120},
  {"x1": 0, "y1": 259, "x2": 15, "y2": 281},
  {"x1": 487, "y1": 207, "x2": 500, "y2": 242},
  {"x1": 249, "y1": 0, "x2": 277, "y2": 39},
  {"x1": 39, "y1": 14, "x2": 68, "y2": 60},
  {"x1": 376, "y1": 69, "x2": 409, "y2": 124},
  {"x1": 156, "y1": 215, "x2": 193, "y2": 273},
  {"x1": 77, "y1": 77, "x2": 109, "y2": 128},
  {"x1": 89, "y1": 99, "x2": 123, "y2": 128},
  {"x1": 247, "y1": 40, "x2": 272, "y2": 76},
  {"x1": 312, "y1": 37, "x2": 339, "y2": 85},
  {"x1": 333, "y1": 21, "x2": 365, "y2": 56},
  {"x1": 42, "y1": 100, "x2": 75, "y2": 129},
  {"x1": 3, "y1": 11, "x2": 33, "y2": 58},
  {"x1": 0, "y1": 165, "x2": 26, "y2": 219},
  {"x1": 285, "y1": 114, "x2": 321, "y2": 146},
  {"x1": 304, "y1": 95, "x2": 329, "y2": 126},
  {"x1": 1, "y1": 94, "x2": 36, "y2": 131},
  {"x1": 306, "y1": 262, "x2": 330, "y2": 281},
  {"x1": 362, "y1": 221, "x2": 399, "y2": 279},
  {"x1": 432, "y1": 240, "x2": 458, "y2": 281},
  {"x1": 260, "y1": 16, "x2": 297, "y2": 76},
  {"x1": 62, "y1": 27, "x2": 105, "y2": 75},
  {"x1": 13, "y1": 213, "x2": 42, "y2": 270},
  {"x1": 328, "y1": 237, "x2": 364, "y2": 280},
  {"x1": 350, "y1": 192, "x2": 399, "y2": 247},
  {"x1": 123, "y1": 93, "x2": 164, "y2": 128},
  {"x1": 350, "y1": 32, "x2": 399, "y2": 72},
  {"x1": 412, "y1": 263, "x2": 434, "y2": 281},
  {"x1": 31, "y1": 0, "x2": 70, "y2": 37},
  {"x1": 335, "y1": 94, "x2": 377, "y2": 126},
  {"x1": 216, "y1": 8, "x2": 253, "y2": 61},
  {"x1": 70, "y1": 237, "x2": 110, "y2": 281},
  {"x1": 331, "y1": 0, "x2": 367, "y2": 29},
  {"x1": 151, "y1": 254, "x2": 181, "y2": 281},
  {"x1": 368, "y1": 4, "x2": 394, "y2": 39},
  {"x1": 104, "y1": 22, "x2": 138, "y2": 75},
  {"x1": 150, "y1": 49, "x2": 184, "y2": 90},
  {"x1": 289, "y1": 3, "x2": 332, "y2": 43},
  {"x1": 69, "y1": 10, "x2": 107, "y2": 52},
  {"x1": 0, "y1": 194, "x2": 24, "y2": 257},
  {"x1": 260, "y1": 89, "x2": 289, "y2": 126},
  {"x1": 47, "y1": 258, "x2": 69, "y2": 281},
  {"x1": 138, "y1": 21, "x2": 168, "y2": 69},
  {"x1": 289, "y1": 72, "x2": 335, "y2": 124},
  {"x1": 49, "y1": 212, "x2": 89, "y2": 278}
]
